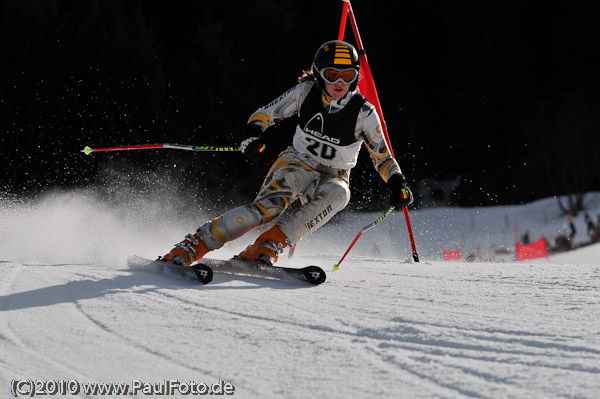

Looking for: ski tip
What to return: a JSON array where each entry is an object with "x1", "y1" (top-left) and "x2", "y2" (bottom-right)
[
  {"x1": 192, "y1": 264, "x2": 213, "y2": 284},
  {"x1": 305, "y1": 265, "x2": 327, "y2": 285}
]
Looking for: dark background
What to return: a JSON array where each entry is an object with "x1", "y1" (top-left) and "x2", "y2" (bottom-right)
[{"x1": 2, "y1": 0, "x2": 599, "y2": 209}]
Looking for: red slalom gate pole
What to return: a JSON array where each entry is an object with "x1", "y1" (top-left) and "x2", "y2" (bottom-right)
[
  {"x1": 337, "y1": 0, "x2": 350, "y2": 40},
  {"x1": 340, "y1": 1, "x2": 420, "y2": 262}
]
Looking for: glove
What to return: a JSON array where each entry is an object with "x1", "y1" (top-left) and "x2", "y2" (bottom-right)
[
  {"x1": 387, "y1": 173, "x2": 414, "y2": 208},
  {"x1": 240, "y1": 124, "x2": 267, "y2": 164}
]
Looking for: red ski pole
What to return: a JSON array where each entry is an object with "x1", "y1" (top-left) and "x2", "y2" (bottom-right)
[
  {"x1": 81, "y1": 143, "x2": 240, "y2": 155},
  {"x1": 333, "y1": 206, "x2": 395, "y2": 270}
]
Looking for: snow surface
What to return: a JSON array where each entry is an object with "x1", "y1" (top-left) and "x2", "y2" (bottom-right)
[{"x1": 1, "y1": 190, "x2": 599, "y2": 398}]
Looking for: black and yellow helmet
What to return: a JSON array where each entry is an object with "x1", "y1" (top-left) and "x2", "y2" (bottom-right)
[{"x1": 313, "y1": 40, "x2": 361, "y2": 91}]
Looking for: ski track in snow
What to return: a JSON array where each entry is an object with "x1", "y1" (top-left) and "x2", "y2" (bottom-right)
[
  {"x1": 1, "y1": 192, "x2": 600, "y2": 398},
  {"x1": 2, "y1": 259, "x2": 599, "y2": 399}
]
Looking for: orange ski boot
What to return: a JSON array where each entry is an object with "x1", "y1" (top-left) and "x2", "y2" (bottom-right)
[
  {"x1": 162, "y1": 233, "x2": 210, "y2": 266},
  {"x1": 239, "y1": 225, "x2": 288, "y2": 265}
]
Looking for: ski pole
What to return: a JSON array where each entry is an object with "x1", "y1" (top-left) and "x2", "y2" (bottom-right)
[
  {"x1": 333, "y1": 205, "x2": 395, "y2": 271},
  {"x1": 81, "y1": 143, "x2": 240, "y2": 155},
  {"x1": 403, "y1": 206, "x2": 419, "y2": 262}
]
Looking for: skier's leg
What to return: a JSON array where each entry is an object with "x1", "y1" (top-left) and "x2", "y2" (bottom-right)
[
  {"x1": 237, "y1": 154, "x2": 324, "y2": 263},
  {"x1": 275, "y1": 176, "x2": 351, "y2": 246},
  {"x1": 165, "y1": 153, "x2": 312, "y2": 265},
  {"x1": 196, "y1": 202, "x2": 272, "y2": 249},
  {"x1": 163, "y1": 200, "x2": 282, "y2": 266}
]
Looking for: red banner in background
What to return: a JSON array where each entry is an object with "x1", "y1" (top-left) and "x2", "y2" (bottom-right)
[
  {"x1": 516, "y1": 238, "x2": 548, "y2": 261},
  {"x1": 443, "y1": 250, "x2": 461, "y2": 261}
]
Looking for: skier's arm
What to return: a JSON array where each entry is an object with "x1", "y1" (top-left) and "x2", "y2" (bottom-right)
[
  {"x1": 241, "y1": 82, "x2": 312, "y2": 162},
  {"x1": 358, "y1": 103, "x2": 414, "y2": 207},
  {"x1": 357, "y1": 103, "x2": 401, "y2": 182},
  {"x1": 247, "y1": 82, "x2": 313, "y2": 132}
]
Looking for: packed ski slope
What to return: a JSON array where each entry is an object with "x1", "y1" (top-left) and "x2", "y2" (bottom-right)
[{"x1": 1, "y1": 190, "x2": 599, "y2": 399}]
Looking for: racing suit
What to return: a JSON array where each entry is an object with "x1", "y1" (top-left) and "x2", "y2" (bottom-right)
[{"x1": 196, "y1": 80, "x2": 402, "y2": 250}]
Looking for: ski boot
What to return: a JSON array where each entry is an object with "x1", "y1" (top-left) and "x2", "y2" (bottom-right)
[
  {"x1": 239, "y1": 225, "x2": 287, "y2": 265},
  {"x1": 162, "y1": 233, "x2": 210, "y2": 266}
]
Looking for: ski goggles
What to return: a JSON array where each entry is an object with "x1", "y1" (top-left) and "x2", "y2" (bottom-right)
[{"x1": 319, "y1": 67, "x2": 358, "y2": 84}]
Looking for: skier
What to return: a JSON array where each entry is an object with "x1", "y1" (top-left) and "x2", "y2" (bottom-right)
[
  {"x1": 584, "y1": 211, "x2": 595, "y2": 236},
  {"x1": 568, "y1": 214, "x2": 576, "y2": 239},
  {"x1": 162, "y1": 40, "x2": 414, "y2": 266}
]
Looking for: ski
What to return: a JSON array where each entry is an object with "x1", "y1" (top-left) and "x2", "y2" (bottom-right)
[
  {"x1": 127, "y1": 255, "x2": 326, "y2": 285},
  {"x1": 127, "y1": 255, "x2": 213, "y2": 284},
  {"x1": 195, "y1": 257, "x2": 326, "y2": 285}
]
